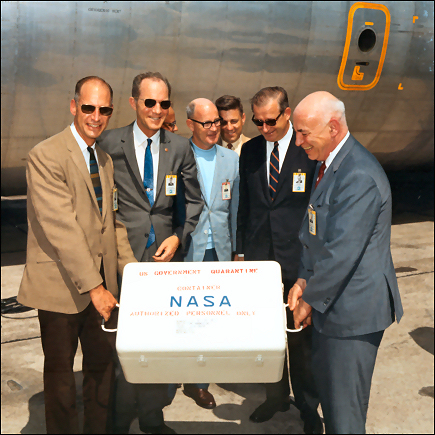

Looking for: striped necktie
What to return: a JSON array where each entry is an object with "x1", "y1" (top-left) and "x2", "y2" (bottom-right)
[
  {"x1": 143, "y1": 138, "x2": 156, "y2": 248},
  {"x1": 269, "y1": 141, "x2": 279, "y2": 199},
  {"x1": 315, "y1": 162, "x2": 327, "y2": 189},
  {"x1": 87, "y1": 146, "x2": 102, "y2": 214},
  {"x1": 227, "y1": 143, "x2": 233, "y2": 150}
]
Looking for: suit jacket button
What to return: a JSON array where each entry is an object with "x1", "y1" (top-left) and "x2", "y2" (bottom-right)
[
  {"x1": 303, "y1": 244, "x2": 308, "y2": 249},
  {"x1": 145, "y1": 233, "x2": 149, "y2": 238},
  {"x1": 98, "y1": 253, "x2": 103, "y2": 257},
  {"x1": 101, "y1": 228, "x2": 105, "y2": 234}
]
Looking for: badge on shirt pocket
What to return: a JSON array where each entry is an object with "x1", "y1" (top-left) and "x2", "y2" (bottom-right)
[
  {"x1": 308, "y1": 205, "x2": 316, "y2": 235},
  {"x1": 292, "y1": 170, "x2": 306, "y2": 192},
  {"x1": 113, "y1": 185, "x2": 119, "y2": 211},
  {"x1": 222, "y1": 180, "x2": 231, "y2": 200},
  {"x1": 166, "y1": 174, "x2": 177, "y2": 196}
]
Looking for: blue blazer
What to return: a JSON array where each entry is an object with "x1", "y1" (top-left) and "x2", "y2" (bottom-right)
[
  {"x1": 299, "y1": 135, "x2": 403, "y2": 337},
  {"x1": 185, "y1": 144, "x2": 239, "y2": 262}
]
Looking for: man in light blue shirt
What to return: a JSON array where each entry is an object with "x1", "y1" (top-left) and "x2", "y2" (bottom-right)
[{"x1": 181, "y1": 98, "x2": 239, "y2": 408}]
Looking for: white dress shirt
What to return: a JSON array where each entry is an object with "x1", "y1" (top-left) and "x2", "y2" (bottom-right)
[
  {"x1": 266, "y1": 121, "x2": 293, "y2": 181},
  {"x1": 324, "y1": 131, "x2": 350, "y2": 173},
  {"x1": 133, "y1": 121, "x2": 160, "y2": 201},
  {"x1": 70, "y1": 122, "x2": 98, "y2": 172}
]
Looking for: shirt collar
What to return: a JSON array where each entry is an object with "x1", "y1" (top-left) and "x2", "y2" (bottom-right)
[
  {"x1": 266, "y1": 121, "x2": 293, "y2": 148},
  {"x1": 133, "y1": 120, "x2": 160, "y2": 147},
  {"x1": 325, "y1": 131, "x2": 350, "y2": 169},
  {"x1": 222, "y1": 134, "x2": 243, "y2": 149},
  {"x1": 70, "y1": 122, "x2": 95, "y2": 152}
]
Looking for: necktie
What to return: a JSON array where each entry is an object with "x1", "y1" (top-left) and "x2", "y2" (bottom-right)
[
  {"x1": 315, "y1": 162, "x2": 327, "y2": 189},
  {"x1": 269, "y1": 141, "x2": 279, "y2": 199},
  {"x1": 143, "y1": 138, "x2": 155, "y2": 248},
  {"x1": 227, "y1": 143, "x2": 233, "y2": 150},
  {"x1": 87, "y1": 146, "x2": 102, "y2": 214}
]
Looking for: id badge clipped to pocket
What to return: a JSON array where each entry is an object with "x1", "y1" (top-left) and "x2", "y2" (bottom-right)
[
  {"x1": 222, "y1": 180, "x2": 231, "y2": 200},
  {"x1": 308, "y1": 206, "x2": 316, "y2": 236},
  {"x1": 165, "y1": 174, "x2": 177, "y2": 196},
  {"x1": 113, "y1": 186, "x2": 119, "y2": 211}
]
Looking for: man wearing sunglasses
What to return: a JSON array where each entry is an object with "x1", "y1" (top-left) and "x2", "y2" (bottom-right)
[
  {"x1": 162, "y1": 106, "x2": 178, "y2": 133},
  {"x1": 215, "y1": 95, "x2": 251, "y2": 156},
  {"x1": 236, "y1": 87, "x2": 321, "y2": 433},
  {"x1": 97, "y1": 72, "x2": 203, "y2": 434},
  {"x1": 17, "y1": 76, "x2": 137, "y2": 434}
]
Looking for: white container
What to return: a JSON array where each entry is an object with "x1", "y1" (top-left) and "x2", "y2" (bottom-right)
[{"x1": 116, "y1": 261, "x2": 286, "y2": 384}]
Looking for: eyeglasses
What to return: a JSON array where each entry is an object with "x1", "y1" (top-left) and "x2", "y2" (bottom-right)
[
  {"x1": 138, "y1": 98, "x2": 171, "y2": 110},
  {"x1": 189, "y1": 118, "x2": 222, "y2": 129},
  {"x1": 163, "y1": 120, "x2": 177, "y2": 130},
  {"x1": 252, "y1": 109, "x2": 284, "y2": 127},
  {"x1": 80, "y1": 104, "x2": 113, "y2": 116}
]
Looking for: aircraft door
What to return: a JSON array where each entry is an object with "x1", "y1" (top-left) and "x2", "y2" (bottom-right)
[{"x1": 338, "y1": 2, "x2": 391, "y2": 91}]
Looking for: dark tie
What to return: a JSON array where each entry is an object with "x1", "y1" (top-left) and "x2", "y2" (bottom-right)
[
  {"x1": 315, "y1": 162, "x2": 327, "y2": 189},
  {"x1": 269, "y1": 141, "x2": 279, "y2": 199},
  {"x1": 227, "y1": 143, "x2": 233, "y2": 150},
  {"x1": 143, "y1": 138, "x2": 155, "y2": 248},
  {"x1": 87, "y1": 146, "x2": 102, "y2": 214}
]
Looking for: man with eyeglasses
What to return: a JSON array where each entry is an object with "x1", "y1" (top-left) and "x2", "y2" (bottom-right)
[
  {"x1": 236, "y1": 87, "x2": 321, "y2": 433},
  {"x1": 97, "y1": 72, "x2": 203, "y2": 434},
  {"x1": 215, "y1": 95, "x2": 251, "y2": 156},
  {"x1": 17, "y1": 76, "x2": 137, "y2": 434},
  {"x1": 181, "y1": 98, "x2": 239, "y2": 410},
  {"x1": 162, "y1": 106, "x2": 178, "y2": 133}
]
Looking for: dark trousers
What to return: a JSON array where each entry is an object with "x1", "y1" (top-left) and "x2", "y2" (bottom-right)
[
  {"x1": 114, "y1": 243, "x2": 176, "y2": 430},
  {"x1": 312, "y1": 329, "x2": 384, "y2": 434},
  {"x1": 265, "y1": 279, "x2": 320, "y2": 417},
  {"x1": 38, "y1": 303, "x2": 117, "y2": 434}
]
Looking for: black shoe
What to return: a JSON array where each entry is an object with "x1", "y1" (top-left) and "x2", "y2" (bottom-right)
[
  {"x1": 249, "y1": 398, "x2": 291, "y2": 423},
  {"x1": 301, "y1": 410, "x2": 323, "y2": 434},
  {"x1": 140, "y1": 423, "x2": 177, "y2": 434}
]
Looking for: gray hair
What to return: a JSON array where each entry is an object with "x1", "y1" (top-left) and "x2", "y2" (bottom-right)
[{"x1": 186, "y1": 101, "x2": 196, "y2": 119}]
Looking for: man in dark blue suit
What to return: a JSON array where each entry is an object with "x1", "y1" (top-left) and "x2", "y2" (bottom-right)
[
  {"x1": 289, "y1": 91, "x2": 403, "y2": 434},
  {"x1": 236, "y1": 87, "x2": 321, "y2": 433}
]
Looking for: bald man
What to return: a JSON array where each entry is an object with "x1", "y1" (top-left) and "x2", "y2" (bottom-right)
[
  {"x1": 182, "y1": 98, "x2": 239, "y2": 408},
  {"x1": 288, "y1": 92, "x2": 403, "y2": 434}
]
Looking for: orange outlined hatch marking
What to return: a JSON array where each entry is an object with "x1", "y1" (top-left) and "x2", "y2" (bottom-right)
[{"x1": 337, "y1": 2, "x2": 391, "y2": 91}]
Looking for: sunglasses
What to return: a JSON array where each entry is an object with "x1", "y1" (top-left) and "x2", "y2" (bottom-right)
[
  {"x1": 251, "y1": 109, "x2": 284, "y2": 127},
  {"x1": 80, "y1": 104, "x2": 113, "y2": 116},
  {"x1": 138, "y1": 98, "x2": 171, "y2": 110}
]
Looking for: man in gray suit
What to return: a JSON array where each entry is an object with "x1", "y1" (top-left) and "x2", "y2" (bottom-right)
[
  {"x1": 98, "y1": 72, "x2": 203, "y2": 434},
  {"x1": 288, "y1": 91, "x2": 403, "y2": 434}
]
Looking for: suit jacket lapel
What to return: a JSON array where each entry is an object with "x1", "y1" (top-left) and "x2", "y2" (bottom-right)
[
  {"x1": 155, "y1": 129, "x2": 171, "y2": 202},
  {"x1": 190, "y1": 139, "x2": 208, "y2": 206},
  {"x1": 120, "y1": 125, "x2": 146, "y2": 195},
  {"x1": 274, "y1": 128, "x2": 296, "y2": 198},
  {"x1": 96, "y1": 145, "x2": 110, "y2": 222},
  {"x1": 66, "y1": 129, "x2": 102, "y2": 219},
  {"x1": 258, "y1": 137, "x2": 271, "y2": 204},
  {"x1": 309, "y1": 135, "x2": 355, "y2": 204},
  {"x1": 209, "y1": 146, "x2": 224, "y2": 208}
]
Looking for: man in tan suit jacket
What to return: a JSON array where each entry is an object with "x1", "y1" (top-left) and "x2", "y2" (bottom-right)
[
  {"x1": 18, "y1": 76, "x2": 136, "y2": 434},
  {"x1": 215, "y1": 95, "x2": 251, "y2": 156}
]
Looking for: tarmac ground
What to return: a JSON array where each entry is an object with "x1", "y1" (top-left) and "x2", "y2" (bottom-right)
[{"x1": 1, "y1": 169, "x2": 434, "y2": 434}]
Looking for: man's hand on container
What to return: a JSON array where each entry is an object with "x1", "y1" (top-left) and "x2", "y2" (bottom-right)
[
  {"x1": 153, "y1": 235, "x2": 180, "y2": 262},
  {"x1": 293, "y1": 298, "x2": 313, "y2": 330},
  {"x1": 288, "y1": 278, "x2": 307, "y2": 310},
  {"x1": 89, "y1": 284, "x2": 117, "y2": 322},
  {"x1": 234, "y1": 254, "x2": 244, "y2": 261}
]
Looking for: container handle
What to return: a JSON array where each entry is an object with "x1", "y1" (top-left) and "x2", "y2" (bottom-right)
[
  {"x1": 101, "y1": 303, "x2": 120, "y2": 332},
  {"x1": 284, "y1": 304, "x2": 303, "y2": 333}
]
